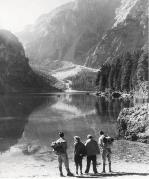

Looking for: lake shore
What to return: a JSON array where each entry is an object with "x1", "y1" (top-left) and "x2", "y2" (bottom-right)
[{"x1": 0, "y1": 140, "x2": 149, "y2": 179}]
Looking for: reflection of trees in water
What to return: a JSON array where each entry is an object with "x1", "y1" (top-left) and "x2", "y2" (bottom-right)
[
  {"x1": 0, "y1": 95, "x2": 51, "y2": 153},
  {"x1": 95, "y1": 97, "x2": 133, "y2": 122},
  {"x1": 66, "y1": 94, "x2": 96, "y2": 112},
  {"x1": 14, "y1": 94, "x2": 134, "y2": 155}
]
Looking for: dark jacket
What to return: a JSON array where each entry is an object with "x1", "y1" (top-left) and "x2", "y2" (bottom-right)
[
  {"x1": 74, "y1": 141, "x2": 86, "y2": 156},
  {"x1": 56, "y1": 137, "x2": 67, "y2": 154},
  {"x1": 85, "y1": 139, "x2": 100, "y2": 156}
]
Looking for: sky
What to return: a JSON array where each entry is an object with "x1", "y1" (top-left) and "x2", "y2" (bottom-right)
[{"x1": 0, "y1": 0, "x2": 73, "y2": 33}]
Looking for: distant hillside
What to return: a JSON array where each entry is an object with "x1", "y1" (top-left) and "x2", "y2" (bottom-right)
[
  {"x1": 89, "y1": 0, "x2": 148, "y2": 91},
  {"x1": 51, "y1": 61, "x2": 98, "y2": 91},
  {"x1": 18, "y1": 0, "x2": 120, "y2": 69},
  {"x1": 17, "y1": 0, "x2": 148, "y2": 92},
  {"x1": 0, "y1": 30, "x2": 62, "y2": 93}
]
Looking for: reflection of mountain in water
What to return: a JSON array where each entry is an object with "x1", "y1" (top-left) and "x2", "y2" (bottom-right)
[
  {"x1": 21, "y1": 94, "x2": 133, "y2": 153},
  {"x1": 0, "y1": 95, "x2": 51, "y2": 153}
]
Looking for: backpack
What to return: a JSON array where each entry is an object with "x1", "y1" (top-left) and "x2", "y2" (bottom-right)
[
  {"x1": 51, "y1": 141, "x2": 65, "y2": 154},
  {"x1": 103, "y1": 137, "x2": 114, "y2": 145}
]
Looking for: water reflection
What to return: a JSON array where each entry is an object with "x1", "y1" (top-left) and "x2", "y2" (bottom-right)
[
  {"x1": 0, "y1": 93, "x2": 133, "y2": 155},
  {"x1": 0, "y1": 94, "x2": 54, "y2": 153},
  {"x1": 95, "y1": 97, "x2": 133, "y2": 122},
  {"x1": 18, "y1": 94, "x2": 133, "y2": 155}
]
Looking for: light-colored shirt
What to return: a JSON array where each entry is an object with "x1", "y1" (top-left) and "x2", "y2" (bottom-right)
[
  {"x1": 98, "y1": 134, "x2": 105, "y2": 149},
  {"x1": 98, "y1": 135, "x2": 113, "y2": 150}
]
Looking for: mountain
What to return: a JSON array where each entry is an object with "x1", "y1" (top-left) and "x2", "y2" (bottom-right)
[
  {"x1": 18, "y1": 0, "x2": 121, "y2": 70},
  {"x1": 88, "y1": 0, "x2": 148, "y2": 91},
  {"x1": 0, "y1": 30, "x2": 62, "y2": 93},
  {"x1": 17, "y1": 0, "x2": 148, "y2": 92}
]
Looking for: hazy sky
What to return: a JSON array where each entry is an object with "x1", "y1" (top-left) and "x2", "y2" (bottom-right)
[{"x1": 0, "y1": 0, "x2": 73, "y2": 33}]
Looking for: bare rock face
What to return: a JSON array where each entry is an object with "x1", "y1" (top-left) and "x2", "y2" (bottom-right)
[
  {"x1": 117, "y1": 104, "x2": 149, "y2": 143},
  {"x1": 17, "y1": 0, "x2": 148, "y2": 92},
  {"x1": 18, "y1": 0, "x2": 120, "y2": 69},
  {"x1": 90, "y1": 0, "x2": 148, "y2": 91},
  {"x1": 0, "y1": 30, "x2": 61, "y2": 93},
  {"x1": 86, "y1": 0, "x2": 148, "y2": 67}
]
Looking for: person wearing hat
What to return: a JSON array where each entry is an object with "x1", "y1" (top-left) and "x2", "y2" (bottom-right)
[
  {"x1": 74, "y1": 136, "x2": 86, "y2": 175},
  {"x1": 55, "y1": 132, "x2": 73, "y2": 177},
  {"x1": 84, "y1": 134, "x2": 100, "y2": 174}
]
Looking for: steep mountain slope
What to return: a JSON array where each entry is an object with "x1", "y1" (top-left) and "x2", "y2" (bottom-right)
[
  {"x1": 18, "y1": 0, "x2": 120, "y2": 70},
  {"x1": 0, "y1": 30, "x2": 62, "y2": 93},
  {"x1": 17, "y1": 0, "x2": 148, "y2": 92},
  {"x1": 88, "y1": 0, "x2": 148, "y2": 91}
]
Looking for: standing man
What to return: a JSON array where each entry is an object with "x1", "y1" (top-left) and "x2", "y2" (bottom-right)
[
  {"x1": 85, "y1": 135, "x2": 100, "y2": 174},
  {"x1": 98, "y1": 131, "x2": 114, "y2": 173},
  {"x1": 51, "y1": 132, "x2": 73, "y2": 177}
]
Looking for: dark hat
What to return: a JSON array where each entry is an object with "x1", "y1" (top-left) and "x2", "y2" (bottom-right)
[
  {"x1": 59, "y1": 132, "x2": 64, "y2": 137},
  {"x1": 100, "y1": 131, "x2": 104, "y2": 135}
]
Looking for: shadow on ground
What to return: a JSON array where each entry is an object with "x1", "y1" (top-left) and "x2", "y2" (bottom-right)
[{"x1": 76, "y1": 172, "x2": 149, "y2": 178}]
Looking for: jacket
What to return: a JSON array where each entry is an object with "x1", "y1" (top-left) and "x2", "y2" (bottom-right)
[
  {"x1": 74, "y1": 141, "x2": 86, "y2": 156},
  {"x1": 85, "y1": 139, "x2": 100, "y2": 156},
  {"x1": 55, "y1": 137, "x2": 67, "y2": 154}
]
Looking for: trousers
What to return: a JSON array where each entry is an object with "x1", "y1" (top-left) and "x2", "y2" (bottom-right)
[
  {"x1": 102, "y1": 148, "x2": 111, "y2": 164},
  {"x1": 58, "y1": 153, "x2": 69, "y2": 173},
  {"x1": 85, "y1": 155, "x2": 97, "y2": 173}
]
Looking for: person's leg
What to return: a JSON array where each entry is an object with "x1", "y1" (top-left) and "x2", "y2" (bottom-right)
[
  {"x1": 63, "y1": 154, "x2": 73, "y2": 176},
  {"x1": 80, "y1": 158, "x2": 83, "y2": 174},
  {"x1": 92, "y1": 155, "x2": 98, "y2": 174},
  {"x1": 58, "y1": 155, "x2": 63, "y2": 176},
  {"x1": 102, "y1": 150, "x2": 106, "y2": 173},
  {"x1": 78, "y1": 156, "x2": 83, "y2": 175},
  {"x1": 76, "y1": 162, "x2": 79, "y2": 175},
  {"x1": 85, "y1": 156, "x2": 91, "y2": 173},
  {"x1": 74, "y1": 155, "x2": 78, "y2": 174},
  {"x1": 107, "y1": 152, "x2": 112, "y2": 172}
]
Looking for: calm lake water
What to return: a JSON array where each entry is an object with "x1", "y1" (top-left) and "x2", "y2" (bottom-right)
[{"x1": 0, "y1": 93, "x2": 133, "y2": 154}]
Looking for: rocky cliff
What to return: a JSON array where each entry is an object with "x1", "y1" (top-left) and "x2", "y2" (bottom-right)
[
  {"x1": 18, "y1": 0, "x2": 120, "y2": 69},
  {"x1": 89, "y1": 0, "x2": 148, "y2": 91},
  {"x1": 0, "y1": 30, "x2": 61, "y2": 93}
]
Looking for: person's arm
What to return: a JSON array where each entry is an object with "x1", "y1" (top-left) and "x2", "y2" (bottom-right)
[
  {"x1": 74, "y1": 143, "x2": 77, "y2": 154},
  {"x1": 85, "y1": 140, "x2": 88, "y2": 146},
  {"x1": 98, "y1": 137, "x2": 104, "y2": 148},
  {"x1": 64, "y1": 142, "x2": 67, "y2": 151},
  {"x1": 96, "y1": 141, "x2": 100, "y2": 154}
]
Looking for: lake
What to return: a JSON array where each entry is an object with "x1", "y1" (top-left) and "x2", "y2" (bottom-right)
[
  {"x1": 1, "y1": 93, "x2": 149, "y2": 178},
  {"x1": 0, "y1": 93, "x2": 133, "y2": 154}
]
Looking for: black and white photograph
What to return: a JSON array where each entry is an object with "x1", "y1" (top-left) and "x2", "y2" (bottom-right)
[{"x1": 0, "y1": 0, "x2": 148, "y2": 179}]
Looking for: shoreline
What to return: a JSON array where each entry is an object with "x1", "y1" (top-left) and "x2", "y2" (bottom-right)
[{"x1": 0, "y1": 140, "x2": 149, "y2": 179}]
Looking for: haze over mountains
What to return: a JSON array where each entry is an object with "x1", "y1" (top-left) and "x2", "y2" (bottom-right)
[
  {"x1": 0, "y1": 0, "x2": 147, "y2": 93},
  {"x1": 0, "y1": 30, "x2": 62, "y2": 93},
  {"x1": 18, "y1": 0, "x2": 121, "y2": 67},
  {"x1": 17, "y1": 0, "x2": 148, "y2": 92}
]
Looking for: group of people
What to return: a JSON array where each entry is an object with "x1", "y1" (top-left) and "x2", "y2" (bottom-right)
[{"x1": 51, "y1": 131, "x2": 114, "y2": 177}]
